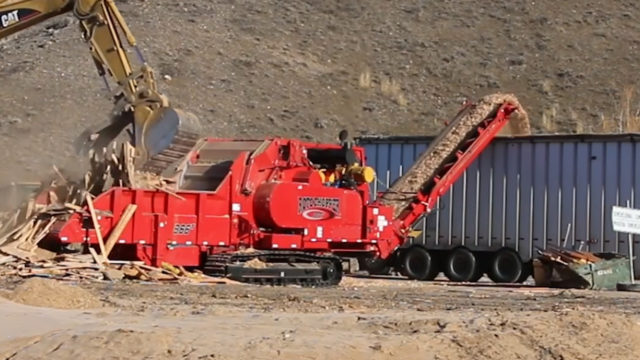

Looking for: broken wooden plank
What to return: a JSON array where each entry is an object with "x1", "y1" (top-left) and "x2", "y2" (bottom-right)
[
  {"x1": 131, "y1": 264, "x2": 152, "y2": 281},
  {"x1": 0, "y1": 255, "x2": 15, "y2": 265},
  {"x1": 104, "y1": 204, "x2": 137, "y2": 257},
  {"x1": 0, "y1": 242, "x2": 32, "y2": 261},
  {"x1": 48, "y1": 191, "x2": 59, "y2": 205},
  {"x1": 9, "y1": 221, "x2": 33, "y2": 242},
  {"x1": 64, "y1": 203, "x2": 84, "y2": 212},
  {"x1": 24, "y1": 199, "x2": 35, "y2": 221},
  {"x1": 124, "y1": 142, "x2": 137, "y2": 187},
  {"x1": 53, "y1": 253, "x2": 94, "y2": 263},
  {"x1": 85, "y1": 193, "x2": 108, "y2": 264},
  {"x1": 139, "y1": 263, "x2": 181, "y2": 280},
  {"x1": 16, "y1": 220, "x2": 44, "y2": 252},
  {"x1": 152, "y1": 184, "x2": 186, "y2": 201},
  {"x1": 52, "y1": 165, "x2": 68, "y2": 184},
  {"x1": 0, "y1": 211, "x2": 20, "y2": 246},
  {"x1": 25, "y1": 218, "x2": 58, "y2": 252},
  {"x1": 88, "y1": 247, "x2": 106, "y2": 270}
]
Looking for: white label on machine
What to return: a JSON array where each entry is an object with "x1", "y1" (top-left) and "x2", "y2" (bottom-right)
[
  {"x1": 316, "y1": 226, "x2": 323, "y2": 238},
  {"x1": 377, "y1": 215, "x2": 388, "y2": 231},
  {"x1": 232, "y1": 203, "x2": 241, "y2": 212},
  {"x1": 612, "y1": 206, "x2": 640, "y2": 235}
]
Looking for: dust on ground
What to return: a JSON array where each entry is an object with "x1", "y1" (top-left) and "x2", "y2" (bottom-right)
[
  {"x1": 0, "y1": 277, "x2": 102, "y2": 310},
  {"x1": 0, "y1": 276, "x2": 639, "y2": 359}
]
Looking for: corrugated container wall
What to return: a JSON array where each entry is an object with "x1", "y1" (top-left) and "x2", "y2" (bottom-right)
[{"x1": 357, "y1": 134, "x2": 640, "y2": 275}]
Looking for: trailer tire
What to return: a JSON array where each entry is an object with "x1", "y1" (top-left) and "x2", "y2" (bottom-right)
[
  {"x1": 358, "y1": 256, "x2": 391, "y2": 275},
  {"x1": 444, "y1": 247, "x2": 477, "y2": 282},
  {"x1": 617, "y1": 283, "x2": 640, "y2": 292},
  {"x1": 469, "y1": 268, "x2": 484, "y2": 282},
  {"x1": 401, "y1": 246, "x2": 439, "y2": 281},
  {"x1": 517, "y1": 260, "x2": 533, "y2": 283},
  {"x1": 469, "y1": 254, "x2": 486, "y2": 282},
  {"x1": 488, "y1": 249, "x2": 523, "y2": 283}
]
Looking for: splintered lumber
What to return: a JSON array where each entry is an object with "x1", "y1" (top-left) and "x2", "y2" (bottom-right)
[
  {"x1": 0, "y1": 255, "x2": 15, "y2": 265},
  {"x1": 30, "y1": 218, "x2": 57, "y2": 248},
  {"x1": 88, "y1": 247, "x2": 106, "y2": 269},
  {"x1": 0, "y1": 243, "x2": 31, "y2": 261},
  {"x1": 0, "y1": 141, "x2": 177, "y2": 267},
  {"x1": 52, "y1": 165, "x2": 67, "y2": 183},
  {"x1": 85, "y1": 193, "x2": 107, "y2": 263},
  {"x1": 0, "y1": 211, "x2": 20, "y2": 243},
  {"x1": 124, "y1": 142, "x2": 137, "y2": 187},
  {"x1": 1, "y1": 252, "x2": 237, "y2": 284},
  {"x1": 537, "y1": 247, "x2": 602, "y2": 265},
  {"x1": 0, "y1": 169, "x2": 88, "y2": 255},
  {"x1": 16, "y1": 218, "x2": 56, "y2": 253},
  {"x1": 0, "y1": 141, "x2": 223, "y2": 284},
  {"x1": 379, "y1": 93, "x2": 528, "y2": 217},
  {"x1": 64, "y1": 203, "x2": 84, "y2": 212},
  {"x1": 131, "y1": 264, "x2": 152, "y2": 281},
  {"x1": 104, "y1": 204, "x2": 137, "y2": 257},
  {"x1": 152, "y1": 184, "x2": 185, "y2": 200}
]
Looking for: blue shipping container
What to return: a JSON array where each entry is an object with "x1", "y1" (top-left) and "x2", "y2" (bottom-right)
[{"x1": 356, "y1": 134, "x2": 640, "y2": 275}]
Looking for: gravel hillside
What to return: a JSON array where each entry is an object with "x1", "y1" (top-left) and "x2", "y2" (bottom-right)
[{"x1": 1, "y1": 0, "x2": 639, "y2": 181}]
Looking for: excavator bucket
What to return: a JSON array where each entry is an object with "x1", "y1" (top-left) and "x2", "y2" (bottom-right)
[
  {"x1": 74, "y1": 106, "x2": 201, "y2": 175},
  {"x1": 133, "y1": 107, "x2": 201, "y2": 174},
  {"x1": 134, "y1": 107, "x2": 200, "y2": 160}
]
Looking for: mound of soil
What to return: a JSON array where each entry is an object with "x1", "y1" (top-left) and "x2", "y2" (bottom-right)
[
  {"x1": 0, "y1": 329, "x2": 192, "y2": 360},
  {"x1": 2, "y1": 278, "x2": 102, "y2": 309},
  {"x1": 2, "y1": 278, "x2": 640, "y2": 359}
]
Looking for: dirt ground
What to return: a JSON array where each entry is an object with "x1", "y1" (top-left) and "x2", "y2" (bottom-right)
[
  {"x1": 0, "y1": 276, "x2": 639, "y2": 360},
  {"x1": 2, "y1": 1, "x2": 640, "y2": 182}
]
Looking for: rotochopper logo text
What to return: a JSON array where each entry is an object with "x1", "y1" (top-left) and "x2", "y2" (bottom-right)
[{"x1": 298, "y1": 197, "x2": 340, "y2": 220}]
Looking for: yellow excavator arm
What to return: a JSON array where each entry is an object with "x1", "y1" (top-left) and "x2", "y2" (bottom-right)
[{"x1": 0, "y1": 0, "x2": 200, "y2": 171}]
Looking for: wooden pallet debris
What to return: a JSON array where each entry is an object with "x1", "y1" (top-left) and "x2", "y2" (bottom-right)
[
  {"x1": 0, "y1": 141, "x2": 237, "y2": 285},
  {"x1": 0, "y1": 200, "x2": 80, "y2": 260},
  {"x1": 537, "y1": 246, "x2": 602, "y2": 265},
  {"x1": 0, "y1": 252, "x2": 241, "y2": 284},
  {"x1": 85, "y1": 141, "x2": 176, "y2": 195},
  {"x1": 0, "y1": 141, "x2": 176, "y2": 261}
]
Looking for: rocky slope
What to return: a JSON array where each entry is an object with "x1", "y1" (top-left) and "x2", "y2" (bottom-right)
[{"x1": 1, "y1": 0, "x2": 639, "y2": 181}]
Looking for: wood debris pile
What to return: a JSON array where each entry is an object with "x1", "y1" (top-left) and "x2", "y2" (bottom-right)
[
  {"x1": 537, "y1": 247, "x2": 602, "y2": 265},
  {"x1": 85, "y1": 141, "x2": 176, "y2": 194},
  {"x1": 0, "y1": 253, "x2": 236, "y2": 284},
  {"x1": 0, "y1": 142, "x2": 170, "y2": 259},
  {"x1": 534, "y1": 246, "x2": 632, "y2": 290},
  {"x1": 0, "y1": 141, "x2": 237, "y2": 284},
  {"x1": 0, "y1": 176, "x2": 85, "y2": 261}
]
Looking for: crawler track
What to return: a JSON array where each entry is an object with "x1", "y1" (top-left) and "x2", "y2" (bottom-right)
[{"x1": 204, "y1": 251, "x2": 343, "y2": 287}]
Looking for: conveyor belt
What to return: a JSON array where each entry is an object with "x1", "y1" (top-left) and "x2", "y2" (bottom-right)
[{"x1": 379, "y1": 93, "x2": 528, "y2": 219}]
